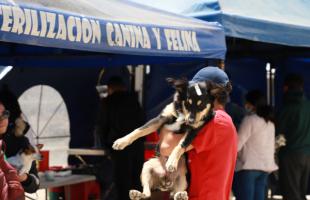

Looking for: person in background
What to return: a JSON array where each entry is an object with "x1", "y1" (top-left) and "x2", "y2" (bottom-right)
[
  {"x1": 97, "y1": 76, "x2": 145, "y2": 200},
  {"x1": 0, "y1": 86, "x2": 40, "y2": 193},
  {"x1": 0, "y1": 100, "x2": 25, "y2": 200},
  {"x1": 224, "y1": 71, "x2": 246, "y2": 131},
  {"x1": 233, "y1": 90, "x2": 278, "y2": 200},
  {"x1": 225, "y1": 97, "x2": 245, "y2": 131},
  {"x1": 159, "y1": 66, "x2": 238, "y2": 200},
  {"x1": 276, "y1": 73, "x2": 310, "y2": 200}
]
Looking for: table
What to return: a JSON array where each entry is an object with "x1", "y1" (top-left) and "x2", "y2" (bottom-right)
[
  {"x1": 68, "y1": 148, "x2": 106, "y2": 165},
  {"x1": 67, "y1": 149, "x2": 106, "y2": 156},
  {"x1": 39, "y1": 174, "x2": 97, "y2": 200},
  {"x1": 40, "y1": 174, "x2": 96, "y2": 189}
]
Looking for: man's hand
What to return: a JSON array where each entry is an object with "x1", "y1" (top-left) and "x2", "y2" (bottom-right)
[
  {"x1": 112, "y1": 136, "x2": 132, "y2": 150},
  {"x1": 18, "y1": 173, "x2": 28, "y2": 182}
]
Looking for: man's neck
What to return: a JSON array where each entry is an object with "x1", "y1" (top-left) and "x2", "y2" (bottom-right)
[{"x1": 214, "y1": 100, "x2": 225, "y2": 110}]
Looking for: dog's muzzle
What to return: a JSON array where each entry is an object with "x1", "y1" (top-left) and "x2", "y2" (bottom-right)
[{"x1": 187, "y1": 112, "x2": 196, "y2": 124}]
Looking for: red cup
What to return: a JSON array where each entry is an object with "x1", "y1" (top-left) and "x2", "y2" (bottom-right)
[{"x1": 39, "y1": 150, "x2": 49, "y2": 172}]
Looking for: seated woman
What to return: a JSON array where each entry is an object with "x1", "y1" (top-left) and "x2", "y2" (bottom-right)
[
  {"x1": 0, "y1": 86, "x2": 40, "y2": 193},
  {"x1": 0, "y1": 98, "x2": 25, "y2": 200}
]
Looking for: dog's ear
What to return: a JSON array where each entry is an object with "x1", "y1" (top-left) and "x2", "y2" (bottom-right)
[
  {"x1": 167, "y1": 77, "x2": 188, "y2": 91},
  {"x1": 24, "y1": 144, "x2": 36, "y2": 155},
  {"x1": 166, "y1": 77, "x2": 176, "y2": 86},
  {"x1": 203, "y1": 81, "x2": 212, "y2": 89},
  {"x1": 36, "y1": 144, "x2": 44, "y2": 150}
]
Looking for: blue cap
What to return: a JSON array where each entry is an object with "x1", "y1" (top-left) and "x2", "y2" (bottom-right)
[{"x1": 191, "y1": 66, "x2": 229, "y2": 85}]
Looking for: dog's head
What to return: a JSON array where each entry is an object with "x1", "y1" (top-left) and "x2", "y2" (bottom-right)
[
  {"x1": 183, "y1": 81, "x2": 214, "y2": 126},
  {"x1": 166, "y1": 77, "x2": 188, "y2": 101},
  {"x1": 167, "y1": 78, "x2": 214, "y2": 126},
  {"x1": 20, "y1": 142, "x2": 43, "y2": 161},
  {"x1": 7, "y1": 142, "x2": 43, "y2": 175}
]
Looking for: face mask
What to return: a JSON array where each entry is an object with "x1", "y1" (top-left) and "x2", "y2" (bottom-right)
[
  {"x1": 244, "y1": 104, "x2": 254, "y2": 114},
  {"x1": 245, "y1": 107, "x2": 253, "y2": 114}
]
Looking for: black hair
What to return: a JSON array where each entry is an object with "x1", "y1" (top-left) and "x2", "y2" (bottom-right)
[
  {"x1": 0, "y1": 85, "x2": 21, "y2": 123},
  {"x1": 107, "y1": 76, "x2": 125, "y2": 87},
  {"x1": 284, "y1": 73, "x2": 304, "y2": 91},
  {"x1": 245, "y1": 89, "x2": 274, "y2": 122},
  {"x1": 107, "y1": 76, "x2": 127, "y2": 93},
  {"x1": 256, "y1": 105, "x2": 274, "y2": 123},
  {"x1": 245, "y1": 90, "x2": 265, "y2": 107},
  {"x1": 210, "y1": 81, "x2": 232, "y2": 105}
]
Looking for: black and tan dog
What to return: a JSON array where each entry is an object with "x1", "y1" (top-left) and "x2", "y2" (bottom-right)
[{"x1": 113, "y1": 78, "x2": 215, "y2": 200}]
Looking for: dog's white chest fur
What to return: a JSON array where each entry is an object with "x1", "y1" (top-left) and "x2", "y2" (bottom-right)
[{"x1": 163, "y1": 114, "x2": 185, "y2": 131}]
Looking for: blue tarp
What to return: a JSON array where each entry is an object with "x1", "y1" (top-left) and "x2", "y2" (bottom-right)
[
  {"x1": 0, "y1": 0, "x2": 226, "y2": 59},
  {"x1": 131, "y1": 0, "x2": 310, "y2": 47}
]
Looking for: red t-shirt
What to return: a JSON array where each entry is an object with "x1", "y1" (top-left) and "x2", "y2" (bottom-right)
[{"x1": 188, "y1": 109, "x2": 237, "y2": 200}]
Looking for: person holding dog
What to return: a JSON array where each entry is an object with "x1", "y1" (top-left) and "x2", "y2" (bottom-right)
[{"x1": 159, "y1": 66, "x2": 238, "y2": 200}]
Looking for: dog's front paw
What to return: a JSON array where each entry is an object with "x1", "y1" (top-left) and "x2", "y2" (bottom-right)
[
  {"x1": 174, "y1": 191, "x2": 188, "y2": 200},
  {"x1": 166, "y1": 156, "x2": 178, "y2": 173},
  {"x1": 129, "y1": 190, "x2": 146, "y2": 200},
  {"x1": 112, "y1": 137, "x2": 132, "y2": 150}
]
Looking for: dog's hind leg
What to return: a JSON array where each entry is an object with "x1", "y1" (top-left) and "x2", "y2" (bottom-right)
[
  {"x1": 130, "y1": 160, "x2": 156, "y2": 199},
  {"x1": 129, "y1": 175, "x2": 152, "y2": 200},
  {"x1": 140, "y1": 163, "x2": 153, "y2": 199},
  {"x1": 172, "y1": 159, "x2": 188, "y2": 200},
  {"x1": 172, "y1": 175, "x2": 188, "y2": 200}
]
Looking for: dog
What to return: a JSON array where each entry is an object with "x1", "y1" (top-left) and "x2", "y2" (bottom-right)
[
  {"x1": 7, "y1": 142, "x2": 42, "y2": 175},
  {"x1": 113, "y1": 78, "x2": 215, "y2": 200}
]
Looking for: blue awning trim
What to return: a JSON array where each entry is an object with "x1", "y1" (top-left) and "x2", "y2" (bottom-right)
[{"x1": 130, "y1": 0, "x2": 310, "y2": 47}]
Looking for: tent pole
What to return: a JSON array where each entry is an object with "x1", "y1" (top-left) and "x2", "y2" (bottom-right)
[
  {"x1": 266, "y1": 63, "x2": 271, "y2": 105},
  {"x1": 271, "y1": 68, "x2": 276, "y2": 107}
]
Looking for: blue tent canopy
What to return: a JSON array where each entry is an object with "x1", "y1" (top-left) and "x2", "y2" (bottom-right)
[
  {"x1": 131, "y1": 0, "x2": 310, "y2": 47},
  {"x1": 0, "y1": 0, "x2": 226, "y2": 60}
]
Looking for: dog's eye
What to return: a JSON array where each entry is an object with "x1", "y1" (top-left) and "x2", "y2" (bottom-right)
[{"x1": 197, "y1": 100, "x2": 202, "y2": 106}]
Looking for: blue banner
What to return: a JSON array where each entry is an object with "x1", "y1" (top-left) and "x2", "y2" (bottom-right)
[{"x1": 0, "y1": 2, "x2": 226, "y2": 59}]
